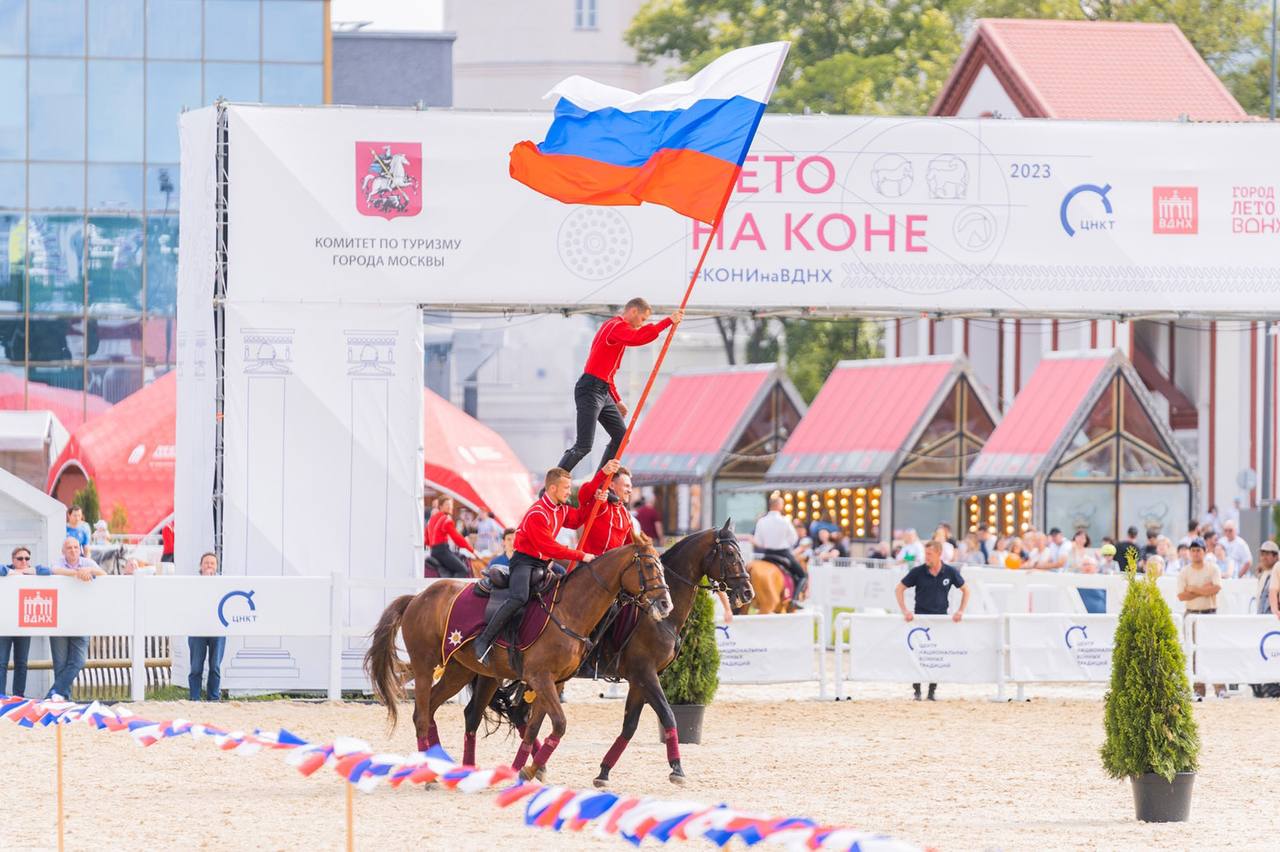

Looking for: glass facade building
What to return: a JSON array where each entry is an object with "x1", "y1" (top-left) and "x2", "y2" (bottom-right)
[{"x1": 0, "y1": 0, "x2": 328, "y2": 420}]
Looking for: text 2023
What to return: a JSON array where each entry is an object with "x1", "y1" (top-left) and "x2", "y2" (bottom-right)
[{"x1": 1009, "y1": 162, "x2": 1052, "y2": 179}]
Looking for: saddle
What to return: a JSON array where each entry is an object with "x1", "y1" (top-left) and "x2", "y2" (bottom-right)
[{"x1": 474, "y1": 562, "x2": 557, "y2": 598}]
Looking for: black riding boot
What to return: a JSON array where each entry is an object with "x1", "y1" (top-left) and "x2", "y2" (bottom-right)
[{"x1": 474, "y1": 598, "x2": 522, "y2": 664}]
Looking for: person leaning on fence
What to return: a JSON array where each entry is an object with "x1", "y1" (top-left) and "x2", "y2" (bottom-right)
[
  {"x1": 188, "y1": 552, "x2": 225, "y2": 702},
  {"x1": 1177, "y1": 537, "x2": 1227, "y2": 701},
  {"x1": 0, "y1": 546, "x2": 53, "y2": 697},
  {"x1": 895, "y1": 538, "x2": 970, "y2": 701},
  {"x1": 46, "y1": 537, "x2": 105, "y2": 700},
  {"x1": 1249, "y1": 541, "x2": 1280, "y2": 698}
]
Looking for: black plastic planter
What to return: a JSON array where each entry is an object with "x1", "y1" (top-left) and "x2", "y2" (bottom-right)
[
  {"x1": 669, "y1": 704, "x2": 706, "y2": 744},
  {"x1": 1131, "y1": 772, "x2": 1195, "y2": 822}
]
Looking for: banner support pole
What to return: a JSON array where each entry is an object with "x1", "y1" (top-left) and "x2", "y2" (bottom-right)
[{"x1": 56, "y1": 722, "x2": 65, "y2": 852}]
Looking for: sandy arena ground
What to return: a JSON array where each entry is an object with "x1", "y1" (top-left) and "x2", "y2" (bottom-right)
[{"x1": 5, "y1": 680, "x2": 1278, "y2": 851}]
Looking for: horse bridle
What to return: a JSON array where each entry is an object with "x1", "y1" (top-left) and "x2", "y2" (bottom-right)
[
  {"x1": 540, "y1": 546, "x2": 669, "y2": 650},
  {"x1": 669, "y1": 529, "x2": 750, "y2": 595},
  {"x1": 585, "y1": 547, "x2": 670, "y2": 609}
]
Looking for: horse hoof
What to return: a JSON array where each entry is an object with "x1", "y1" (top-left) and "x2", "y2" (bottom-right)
[
  {"x1": 592, "y1": 776, "x2": 609, "y2": 789},
  {"x1": 535, "y1": 766, "x2": 547, "y2": 783},
  {"x1": 668, "y1": 771, "x2": 686, "y2": 785},
  {"x1": 520, "y1": 765, "x2": 545, "y2": 783}
]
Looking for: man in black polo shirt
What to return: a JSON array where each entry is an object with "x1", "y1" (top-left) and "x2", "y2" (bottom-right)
[{"x1": 895, "y1": 538, "x2": 971, "y2": 701}]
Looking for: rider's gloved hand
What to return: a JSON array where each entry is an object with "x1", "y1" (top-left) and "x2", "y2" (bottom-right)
[{"x1": 551, "y1": 563, "x2": 567, "y2": 577}]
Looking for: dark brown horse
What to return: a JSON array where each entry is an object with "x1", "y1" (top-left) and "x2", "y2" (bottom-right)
[
  {"x1": 471, "y1": 520, "x2": 753, "y2": 786},
  {"x1": 365, "y1": 540, "x2": 671, "y2": 780}
]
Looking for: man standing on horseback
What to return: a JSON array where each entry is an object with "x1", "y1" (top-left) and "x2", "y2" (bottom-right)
[
  {"x1": 577, "y1": 459, "x2": 636, "y2": 557},
  {"x1": 752, "y1": 496, "x2": 808, "y2": 598},
  {"x1": 556, "y1": 298, "x2": 683, "y2": 474},
  {"x1": 474, "y1": 468, "x2": 595, "y2": 664}
]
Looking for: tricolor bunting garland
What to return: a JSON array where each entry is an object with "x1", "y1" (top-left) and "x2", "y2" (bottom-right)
[{"x1": 1, "y1": 695, "x2": 923, "y2": 851}]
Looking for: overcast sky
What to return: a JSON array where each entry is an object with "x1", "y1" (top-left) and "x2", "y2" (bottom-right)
[{"x1": 331, "y1": 0, "x2": 444, "y2": 31}]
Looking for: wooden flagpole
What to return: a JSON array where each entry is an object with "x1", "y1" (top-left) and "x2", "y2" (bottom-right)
[
  {"x1": 55, "y1": 722, "x2": 65, "y2": 852},
  {"x1": 345, "y1": 780, "x2": 354, "y2": 852},
  {"x1": 572, "y1": 179, "x2": 739, "y2": 558}
]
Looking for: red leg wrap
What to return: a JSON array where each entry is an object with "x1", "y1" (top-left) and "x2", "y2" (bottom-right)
[
  {"x1": 601, "y1": 735, "x2": 630, "y2": 769},
  {"x1": 427, "y1": 722, "x2": 440, "y2": 748},
  {"x1": 512, "y1": 741, "x2": 534, "y2": 771},
  {"x1": 663, "y1": 727, "x2": 680, "y2": 763},
  {"x1": 416, "y1": 736, "x2": 429, "y2": 753},
  {"x1": 463, "y1": 731, "x2": 477, "y2": 766},
  {"x1": 516, "y1": 723, "x2": 542, "y2": 754},
  {"x1": 533, "y1": 734, "x2": 561, "y2": 768}
]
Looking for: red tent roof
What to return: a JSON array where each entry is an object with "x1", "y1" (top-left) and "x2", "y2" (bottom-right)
[
  {"x1": 768, "y1": 358, "x2": 961, "y2": 481},
  {"x1": 932, "y1": 19, "x2": 1248, "y2": 121},
  {"x1": 0, "y1": 373, "x2": 111, "y2": 431},
  {"x1": 627, "y1": 366, "x2": 785, "y2": 481},
  {"x1": 968, "y1": 354, "x2": 1112, "y2": 480},
  {"x1": 46, "y1": 377, "x2": 534, "y2": 534},
  {"x1": 47, "y1": 371, "x2": 175, "y2": 535},
  {"x1": 422, "y1": 387, "x2": 533, "y2": 526}
]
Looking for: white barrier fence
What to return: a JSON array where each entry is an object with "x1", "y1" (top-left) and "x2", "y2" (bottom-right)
[
  {"x1": 834, "y1": 611, "x2": 1280, "y2": 698},
  {"x1": 809, "y1": 559, "x2": 1263, "y2": 645},
  {"x1": 1, "y1": 576, "x2": 830, "y2": 701},
  {"x1": 713, "y1": 612, "x2": 826, "y2": 699}
]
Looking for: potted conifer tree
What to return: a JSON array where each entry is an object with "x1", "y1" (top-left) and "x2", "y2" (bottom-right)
[
  {"x1": 1101, "y1": 554, "x2": 1200, "y2": 822},
  {"x1": 658, "y1": 587, "x2": 720, "y2": 744}
]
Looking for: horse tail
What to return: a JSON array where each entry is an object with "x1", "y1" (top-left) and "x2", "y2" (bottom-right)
[
  {"x1": 483, "y1": 678, "x2": 530, "y2": 733},
  {"x1": 365, "y1": 594, "x2": 415, "y2": 728}
]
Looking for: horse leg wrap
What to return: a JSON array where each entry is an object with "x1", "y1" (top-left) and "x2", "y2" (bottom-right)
[
  {"x1": 601, "y1": 735, "x2": 630, "y2": 769},
  {"x1": 417, "y1": 736, "x2": 429, "y2": 753},
  {"x1": 512, "y1": 741, "x2": 534, "y2": 771},
  {"x1": 463, "y1": 732, "x2": 477, "y2": 766},
  {"x1": 663, "y1": 727, "x2": 680, "y2": 764},
  {"x1": 427, "y1": 723, "x2": 440, "y2": 749},
  {"x1": 533, "y1": 734, "x2": 561, "y2": 768},
  {"x1": 516, "y1": 723, "x2": 542, "y2": 755}
]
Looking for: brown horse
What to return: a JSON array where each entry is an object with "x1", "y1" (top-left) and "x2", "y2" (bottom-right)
[
  {"x1": 470, "y1": 520, "x2": 754, "y2": 786},
  {"x1": 366, "y1": 540, "x2": 671, "y2": 780},
  {"x1": 733, "y1": 558, "x2": 798, "y2": 614}
]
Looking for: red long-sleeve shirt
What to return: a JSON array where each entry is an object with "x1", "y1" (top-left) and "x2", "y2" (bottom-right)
[
  {"x1": 426, "y1": 512, "x2": 469, "y2": 549},
  {"x1": 513, "y1": 494, "x2": 587, "y2": 562},
  {"x1": 584, "y1": 316, "x2": 674, "y2": 402},
  {"x1": 576, "y1": 470, "x2": 634, "y2": 557}
]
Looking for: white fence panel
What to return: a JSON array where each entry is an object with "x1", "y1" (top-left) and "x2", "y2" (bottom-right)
[
  {"x1": 838, "y1": 613, "x2": 1001, "y2": 690},
  {"x1": 0, "y1": 576, "x2": 135, "y2": 635},
  {"x1": 1007, "y1": 614, "x2": 1118, "y2": 683},
  {"x1": 715, "y1": 612, "x2": 826, "y2": 698},
  {"x1": 1187, "y1": 614, "x2": 1280, "y2": 683},
  {"x1": 139, "y1": 576, "x2": 333, "y2": 636}
]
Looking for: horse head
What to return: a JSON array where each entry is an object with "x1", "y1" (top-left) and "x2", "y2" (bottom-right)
[
  {"x1": 622, "y1": 537, "x2": 672, "y2": 621},
  {"x1": 711, "y1": 518, "x2": 754, "y2": 607}
]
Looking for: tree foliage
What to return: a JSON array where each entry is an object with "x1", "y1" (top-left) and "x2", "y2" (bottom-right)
[
  {"x1": 1100, "y1": 553, "x2": 1200, "y2": 781},
  {"x1": 627, "y1": 0, "x2": 1274, "y2": 116},
  {"x1": 660, "y1": 588, "x2": 720, "y2": 705},
  {"x1": 72, "y1": 480, "x2": 101, "y2": 527}
]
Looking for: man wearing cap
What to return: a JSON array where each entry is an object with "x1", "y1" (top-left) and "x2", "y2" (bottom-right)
[
  {"x1": 1249, "y1": 540, "x2": 1280, "y2": 697},
  {"x1": 1177, "y1": 537, "x2": 1226, "y2": 700}
]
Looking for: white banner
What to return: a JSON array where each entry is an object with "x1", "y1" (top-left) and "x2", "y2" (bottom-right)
[
  {"x1": 1188, "y1": 615, "x2": 1280, "y2": 683},
  {"x1": 0, "y1": 577, "x2": 134, "y2": 635},
  {"x1": 220, "y1": 300, "x2": 424, "y2": 689},
  {"x1": 714, "y1": 612, "x2": 821, "y2": 686},
  {"x1": 138, "y1": 577, "x2": 332, "y2": 636},
  {"x1": 846, "y1": 614, "x2": 1001, "y2": 683},
  {"x1": 216, "y1": 104, "x2": 1280, "y2": 316},
  {"x1": 1007, "y1": 614, "x2": 1117, "y2": 682}
]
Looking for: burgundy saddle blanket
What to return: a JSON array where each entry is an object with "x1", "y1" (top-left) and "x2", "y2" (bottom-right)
[{"x1": 440, "y1": 583, "x2": 556, "y2": 664}]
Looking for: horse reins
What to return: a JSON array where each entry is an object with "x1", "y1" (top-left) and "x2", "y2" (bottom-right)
[{"x1": 538, "y1": 547, "x2": 668, "y2": 651}]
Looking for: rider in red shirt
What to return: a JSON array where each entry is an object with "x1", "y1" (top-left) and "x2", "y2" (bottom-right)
[
  {"x1": 576, "y1": 459, "x2": 635, "y2": 558},
  {"x1": 475, "y1": 468, "x2": 593, "y2": 663},
  {"x1": 555, "y1": 297, "x2": 682, "y2": 474},
  {"x1": 425, "y1": 496, "x2": 475, "y2": 579}
]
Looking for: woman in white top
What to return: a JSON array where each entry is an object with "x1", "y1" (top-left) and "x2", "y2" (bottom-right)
[
  {"x1": 988, "y1": 537, "x2": 1010, "y2": 568},
  {"x1": 1065, "y1": 529, "x2": 1094, "y2": 573},
  {"x1": 898, "y1": 528, "x2": 926, "y2": 567}
]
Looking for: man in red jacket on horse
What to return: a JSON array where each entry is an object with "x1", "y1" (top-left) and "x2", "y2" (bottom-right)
[
  {"x1": 474, "y1": 467, "x2": 596, "y2": 664},
  {"x1": 556, "y1": 297, "x2": 683, "y2": 474},
  {"x1": 425, "y1": 496, "x2": 476, "y2": 579},
  {"x1": 576, "y1": 459, "x2": 636, "y2": 557}
]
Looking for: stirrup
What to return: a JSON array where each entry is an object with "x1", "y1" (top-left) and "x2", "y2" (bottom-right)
[{"x1": 475, "y1": 636, "x2": 494, "y2": 664}]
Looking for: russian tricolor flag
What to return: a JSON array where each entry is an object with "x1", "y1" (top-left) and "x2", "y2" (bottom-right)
[{"x1": 509, "y1": 42, "x2": 789, "y2": 224}]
